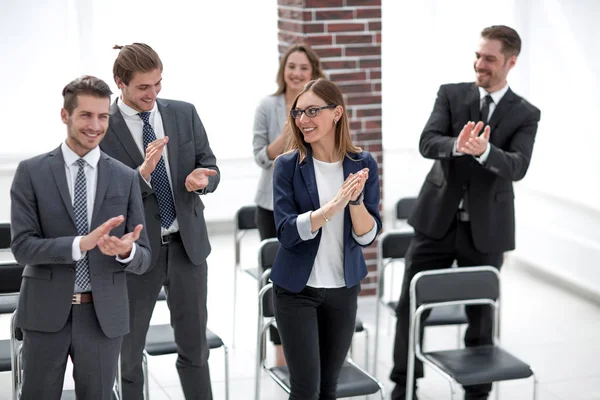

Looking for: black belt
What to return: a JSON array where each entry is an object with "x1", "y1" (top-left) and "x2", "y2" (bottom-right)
[
  {"x1": 457, "y1": 210, "x2": 470, "y2": 222},
  {"x1": 161, "y1": 231, "x2": 181, "y2": 245}
]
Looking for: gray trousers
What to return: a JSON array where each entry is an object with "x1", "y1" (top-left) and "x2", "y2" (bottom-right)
[
  {"x1": 21, "y1": 303, "x2": 122, "y2": 400},
  {"x1": 120, "y1": 237, "x2": 212, "y2": 400}
]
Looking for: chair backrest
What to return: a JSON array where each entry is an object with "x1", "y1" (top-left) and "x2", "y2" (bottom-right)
[
  {"x1": 258, "y1": 238, "x2": 280, "y2": 270},
  {"x1": 0, "y1": 261, "x2": 23, "y2": 294},
  {"x1": 411, "y1": 266, "x2": 500, "y2": 306},
  {"x1": 236, "y1": 205, "x2": 258, "y2": 231},
  {"x1": 0, "y1": 223, "x2": 11, "y2": 249},
  {"x1": 379, "y1": 230, "x2": 414, "y2": 260},
  {"x1": 395, "y1": 197, "x2": 417, "y2": 220}
]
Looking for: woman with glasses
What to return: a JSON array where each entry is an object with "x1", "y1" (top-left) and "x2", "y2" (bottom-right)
[
  {"x1": 251, "y1": 43, "x2": 325, "y2": 366},
  {"x1": 271, "y1": 78, "x2": 382, "y2": 400}
]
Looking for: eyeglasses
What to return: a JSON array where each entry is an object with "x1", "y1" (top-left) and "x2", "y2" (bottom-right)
[{"x1": 290, "y1": 104, "x2": 336, "y2": 119}]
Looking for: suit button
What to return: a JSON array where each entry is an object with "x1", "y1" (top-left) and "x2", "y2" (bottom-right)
[{"x1": 155, "y1": 214, "x2": 161, "y2": 220}]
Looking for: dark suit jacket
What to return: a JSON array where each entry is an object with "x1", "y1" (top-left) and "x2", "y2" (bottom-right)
[
  {"x1": 271, "y1": 148, "x2": 382, "y2": 293},
  {"x1": 409, "y1": 82, "x2": 541, "y2": 253},
  {"x1": 101, "y1": 99, "x2": 220, "y2": 267},
  {"x1": 11, "y1": 147, "x2": 151, "y2": 338}
]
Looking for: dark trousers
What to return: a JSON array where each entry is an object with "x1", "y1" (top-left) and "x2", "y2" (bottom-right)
[
  {"x1": 21, "y1": 303, "x2": 122, "y2": 400},
  {"x1": 120, "y1": 236, "x2": 212, "y2": 400},
  {"x1": 255, "y1": 205, "x2": 282, "y2": 345},
  {"x1": 274, "y1": 284, "x2": 359, "y2": 400},
  {"x1": 390, "y1": 220, "x2": 503, "y2": 400}
]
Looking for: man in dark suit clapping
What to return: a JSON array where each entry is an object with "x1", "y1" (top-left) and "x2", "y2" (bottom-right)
[{"x1": 390, "y1": 25, "x2": 541, "y2": 400}]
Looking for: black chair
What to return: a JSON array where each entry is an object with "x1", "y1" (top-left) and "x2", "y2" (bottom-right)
[
  {"x1": 406, "y1": 266, "x2": 537, "y2": 400},
  {"x1": 232, "y1": 205, "x2": 259, "y2": 348},
  {"x1": 0, "y1": 257, "x2": 23, "y2": 400},
  {"x1": 144, "y1": 289, "x2": 229, "y2": 400},
  {"x1": 393, "y1": 197, "x2": 417, "y2": 229},
  {"x1": 143, "y1": 323, "x2": 229, "y2": 400},
  {"x1": 255, "y1": 277, "x2": 385, "y2": 400},
  {"x1": 373, "y1": 230, "x2": 468, "y2": 376},
  {"x1": 0, "y1": 222, "x2": 11, "y2": 249}
]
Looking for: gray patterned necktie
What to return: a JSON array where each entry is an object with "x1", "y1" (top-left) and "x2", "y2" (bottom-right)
[
  {"x1": 74, "y1": 158, "x2": 90, "y2": 290},
  {"x1": 138, "y1": 112, "x2": 176, "y2": 229}
]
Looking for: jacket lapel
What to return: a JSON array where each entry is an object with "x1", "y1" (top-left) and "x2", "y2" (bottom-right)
[
  {"x1": 49, "y1": 147, "x2": 77, "y2": 227},
  {"x1": 158, "y1": 99, "x2": 179, "y2": 184},
  {"x1": 91, "y1": 154, "x2": 111, "y2": 227},
  {"x1": 109, "y1": 100, "x2": 144, "y2": 166},
  {"x1": 468, "y1": 83, "x2": 481, "y2": 123},
  {"x1": 276, "y1": 95, "x2": 286, "y2": 134},
  {"x1": 299, "y1": 147, "x2": 320, "y2": 210},
  {"x1": 487, "y1": 88, "x2": 517, "y2": 132}
]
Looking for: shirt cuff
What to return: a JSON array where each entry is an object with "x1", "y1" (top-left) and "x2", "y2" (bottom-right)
[
  {"x1": 475, "y1": 143, "x2": 491, "y2": 164},
  {"x1": 257, "y1": 147, "x2": 274, "y2": 168},
  {"x1": 139, "y1": 169, "x2": 152, "y2": 187},
  {"x1": 452, "y1": 139, "x2": 465, "y2": 156},
  {"x1": 352, "y1": 217, "x2": 377, "y2": 245},
  {"x1": 72, "y1": 236, "x2": 85, "y2": 261},
  {"x1": 116, "y1": 243, "x2": 137, "y2": 264},
  {"x1": 296, "y1": 211, "x2": 318, "y2": 241}
]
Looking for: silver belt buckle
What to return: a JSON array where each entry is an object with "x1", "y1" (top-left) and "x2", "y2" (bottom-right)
[
  {"x1": 161, "y1": 235, "x2": 170, "y2": 245},
  {"x1": 72, "y1": 293, "x2": 82, "y2": 304}
]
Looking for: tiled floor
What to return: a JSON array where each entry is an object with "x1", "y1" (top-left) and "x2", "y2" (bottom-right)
[{"x1": 1, "y1": 229, "x2": 599, "y2": 399}]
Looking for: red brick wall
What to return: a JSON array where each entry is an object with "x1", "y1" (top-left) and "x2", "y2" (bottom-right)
[{"x1": 277, "y1": 0, "x2": 383, "y2": 295}]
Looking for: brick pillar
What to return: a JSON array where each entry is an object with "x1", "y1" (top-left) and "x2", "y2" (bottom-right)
[{"x1": 277, "y1": 0, "x2": 383, "y2": 295}]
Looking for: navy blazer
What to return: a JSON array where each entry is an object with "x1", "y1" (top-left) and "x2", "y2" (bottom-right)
[{"x1": 271, "y1": 147, "x2": 382, "y2": 293}]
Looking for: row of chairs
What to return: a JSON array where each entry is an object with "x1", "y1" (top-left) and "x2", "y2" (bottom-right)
[{"x1": 234, "y1": 201, "x2": 536, "y2": 399}]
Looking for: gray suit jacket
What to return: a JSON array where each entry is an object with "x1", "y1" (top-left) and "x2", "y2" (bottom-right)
[
  {"x1": 11, "y1": 147, "x2": 151, "y2": 338},
  {"x1": 252, "y1": 94, "x2": 286, "y2": 211},
  {"x1": 101, "y1": 98, "x2": 220, "y2": 267}
]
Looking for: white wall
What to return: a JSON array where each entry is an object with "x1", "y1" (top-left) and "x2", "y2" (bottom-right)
[{"x1": 1, "y1": 0, "x2": 599, "y2": 298}]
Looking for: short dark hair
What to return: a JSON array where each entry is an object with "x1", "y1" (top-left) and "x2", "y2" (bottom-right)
[
  {"x1": 112, "y1": 43, "x2": 163, "y2": 85},
  {"x1": 62, "y1": 75, "x2": 113, "y2": 114},
  {"x1": 481, "y1": 25, "x2": 522, "y2": 58}
]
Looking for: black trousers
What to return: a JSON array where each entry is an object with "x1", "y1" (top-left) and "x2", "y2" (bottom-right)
[
  {"x1": 255, "y1": 205, "x2": 282, "y2": 345},
  {"x1": 390, "y1": 220, "x2": 503, "y2": 400},
  {"x1": 274, "y1": 284, "x2": 360, "y2": 400}
]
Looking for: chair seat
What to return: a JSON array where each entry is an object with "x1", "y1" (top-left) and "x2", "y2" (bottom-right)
[
  {"x1": 386, "y1": 301, "x2": 468, "y2": 326},
  {"x1": 269, "y1": 361, "x2": 381, "y2": 397},
  {"x1": 0, "y1": 293, "x2": 18, "y2": 314},
  {"x1": 0, "y1": 339, "x2": 11, "y2": 372},
  {"x1": 354, "y1": 317, "x2": 364, "y2": 332},
  {"x1": 425, "y1": 345, "x2": 533, "y2": 386},
  {"x1": 146, "y1": 324, "x2": 223, "y2": 356},
  {"x1": 244, "y1": 267, "x2": 261, "y2": 280}
]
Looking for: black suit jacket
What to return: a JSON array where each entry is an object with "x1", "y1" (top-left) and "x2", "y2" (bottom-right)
[
  {"x1": 408, "y1": 82, "x2": 541, "y2": 253},
  {"x1": 101, "y1": 98, "x2": 220, "y2": 267}
]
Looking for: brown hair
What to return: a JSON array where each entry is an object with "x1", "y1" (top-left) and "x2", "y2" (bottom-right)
[
  {"x1": 62, "y1": 75, "x2": 112, "y2": 114},
  {"x1": 112, "y1": 43, "x2": 163, "y2": 85},
  {"x1": 286, "y1": 78, "x2": 361, "y2": 163},
  {"x1": 481, "y1": 25, "x2": 522, "y2": 59},
  {"x1": 274, "y1": 43, "x2": 325, "y2": 96}
]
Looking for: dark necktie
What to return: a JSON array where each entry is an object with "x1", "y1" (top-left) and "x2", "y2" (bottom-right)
[
  {"x1": 138, "y1": 112, "x2": 177, "y2": 229},
  {"x1": 480, "y1": 94, "x2": 493, "y2": 124},
  {"x1": 74, "y1": 158, "x2": 90, "y2": 291}
]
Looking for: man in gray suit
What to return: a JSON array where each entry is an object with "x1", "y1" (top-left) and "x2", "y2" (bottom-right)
[
  {"x1": 10, "y1": 75, "x2": 151, "y2": 400},
  {"x1": 100, "y1": 43, "x2": 220, "y2": 400}
]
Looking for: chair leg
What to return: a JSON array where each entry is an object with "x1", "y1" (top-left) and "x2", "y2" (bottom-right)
[
  {"x1": 223, "y1": 345, "x2": 230, "y2": 400},
  {"x1": 142, "y1": 352, "x2": 149, "y2": 400},
  {"x1": 363, "y1": 327, "x2": 370, "y2": 373},
  {"x1": 532, "y1": 370, "x2": 538, "y2": 400},
  {"x1": 456, "y1": 324, "x2": 462, "y2": 349},
  {"x1": 232, "y1": 261, "x2": 239, "y2": 349}
]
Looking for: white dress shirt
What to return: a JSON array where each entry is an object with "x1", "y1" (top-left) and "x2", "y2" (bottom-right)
[
  {"x1": 61, "y1": 142, "x2": 135, "y2": 292},
  {"x1": 117, "y1": 98, "x2": 180, "y2": 235}
]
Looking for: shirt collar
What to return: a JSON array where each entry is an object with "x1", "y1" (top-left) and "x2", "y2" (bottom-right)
[
  {"x1": 478, "y1": 82, "x2": 510, "y2": 105},
  {"x1": 61, "y1": 141, "x2": 101, "y2": 169},
  {"x1": 117, "y1": 96, "x2": 157, "y2": 118}
]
